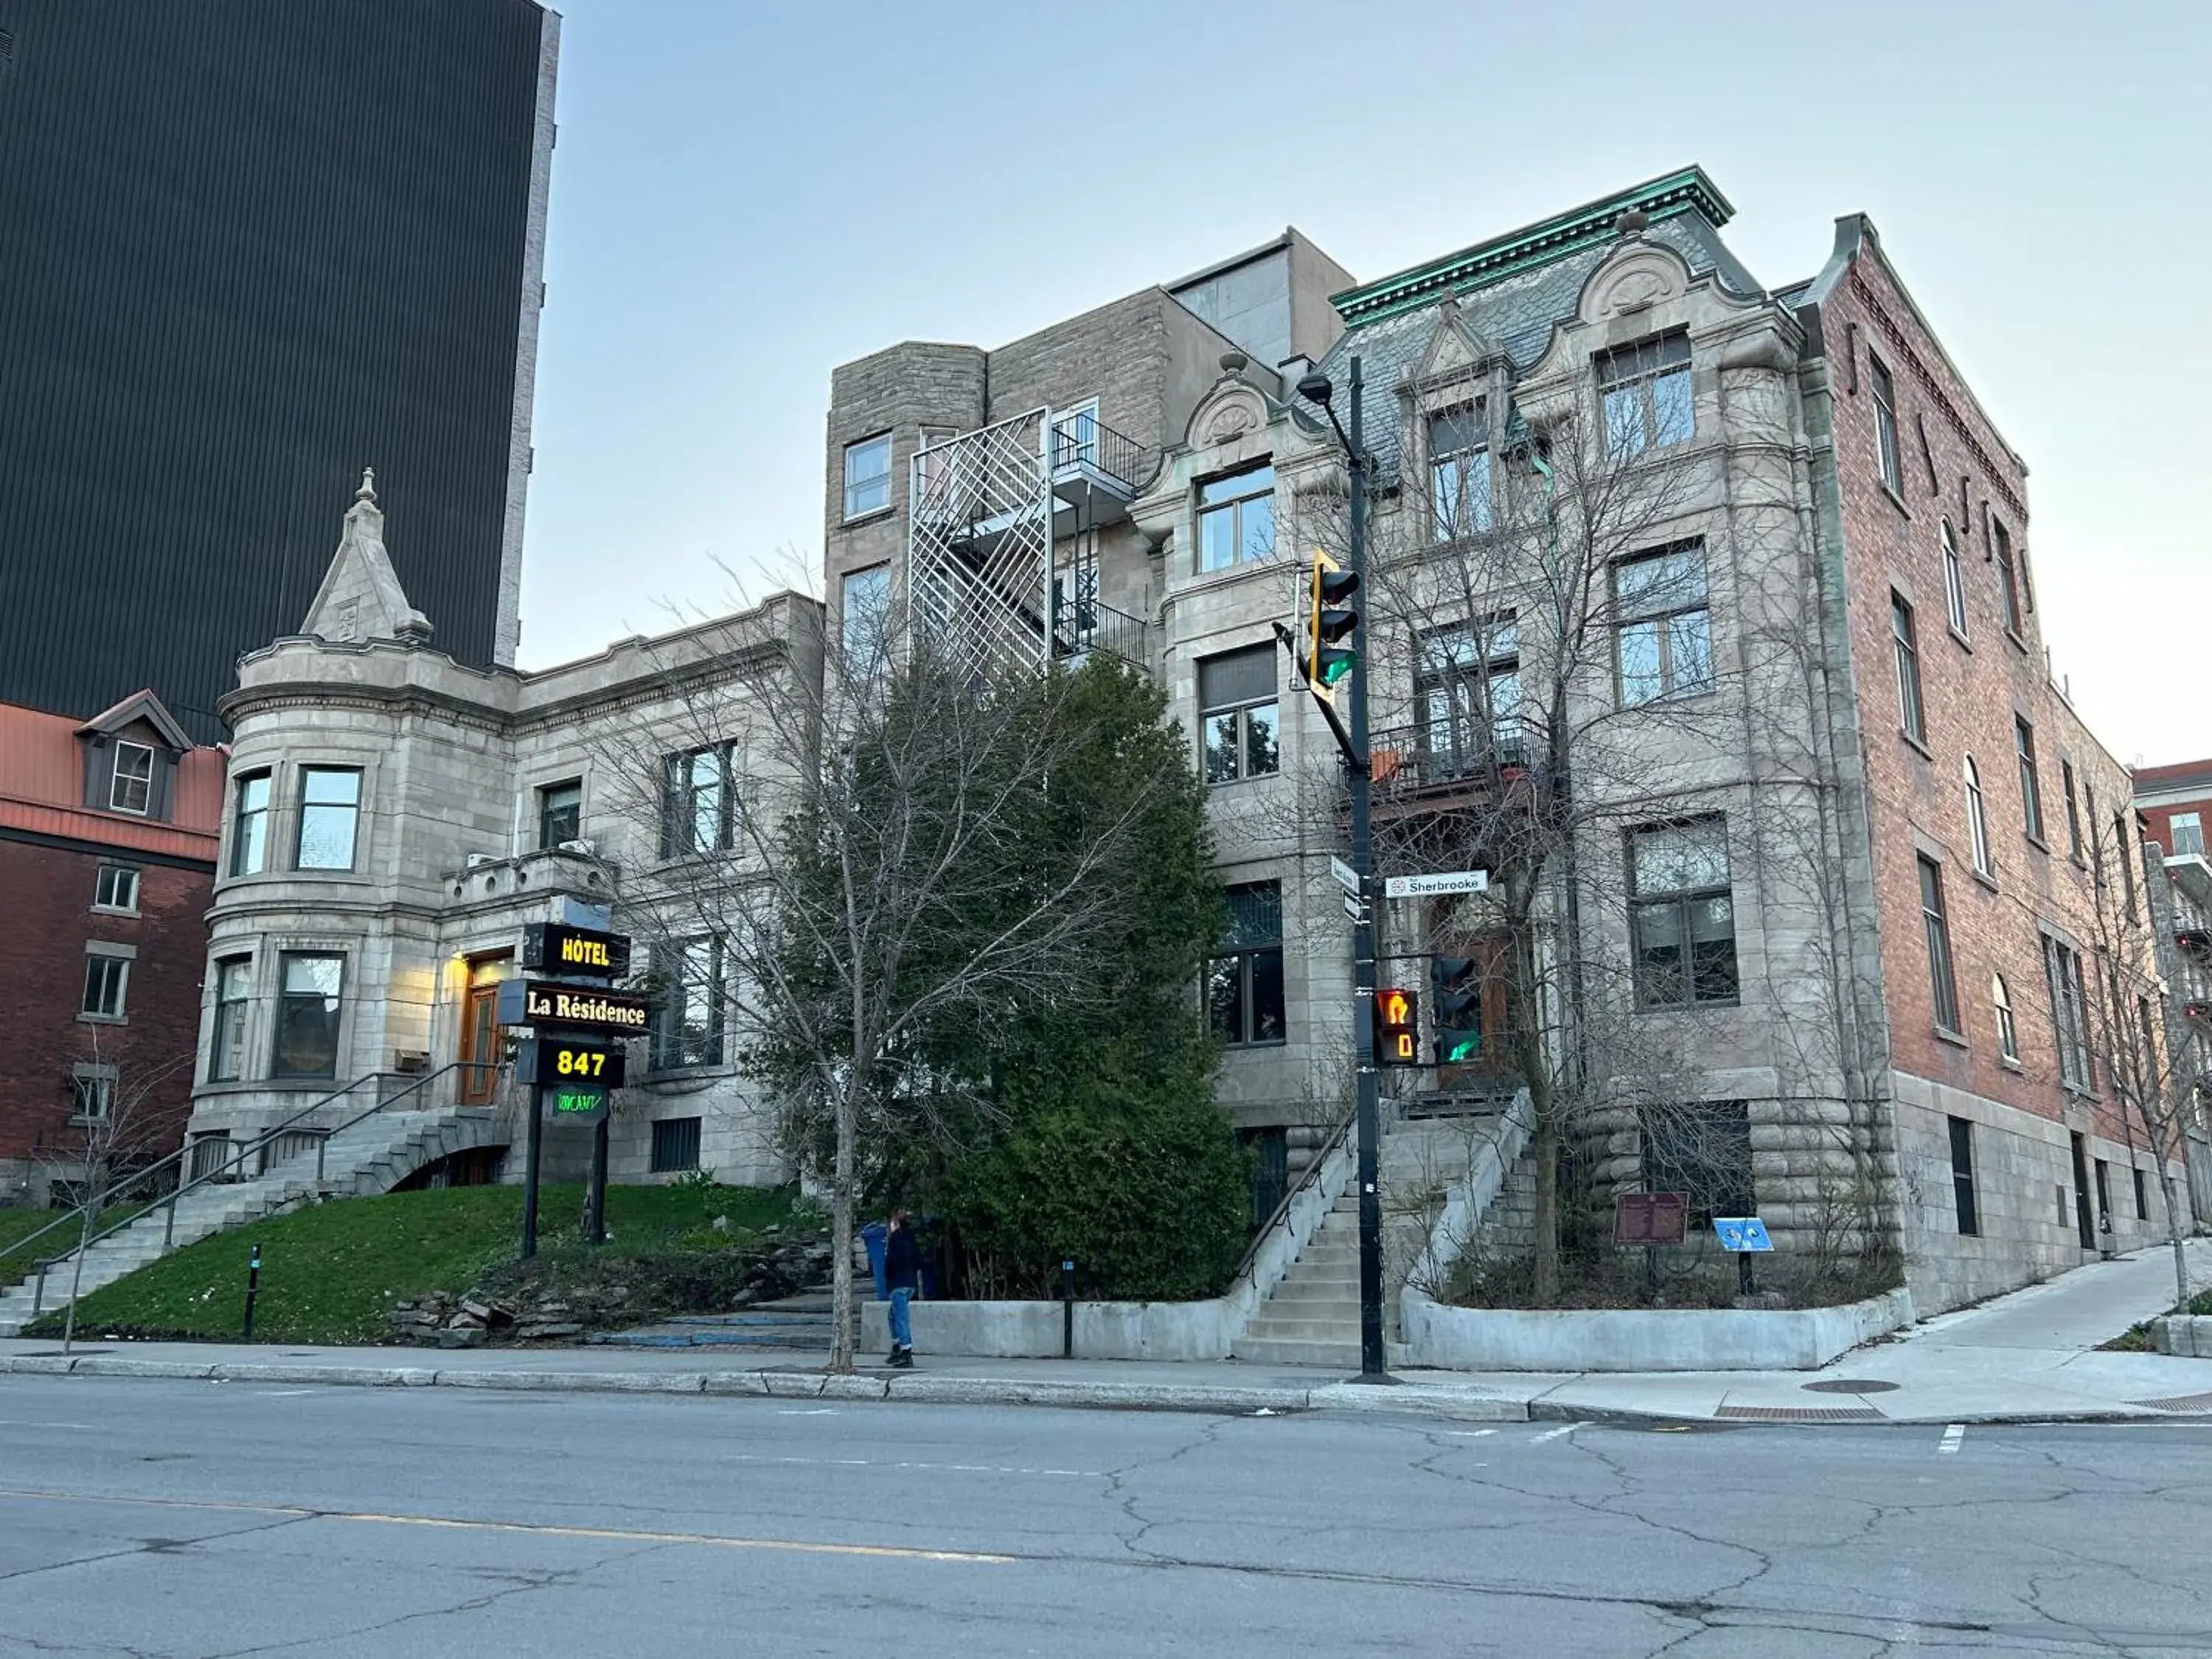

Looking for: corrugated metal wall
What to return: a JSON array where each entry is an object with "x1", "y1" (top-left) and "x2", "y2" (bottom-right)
[{"x1": 0, "y1": 0, "x2": 548, "y2": 740}]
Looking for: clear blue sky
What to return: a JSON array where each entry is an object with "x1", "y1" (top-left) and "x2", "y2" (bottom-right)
[{"x1": 518, "y1": 0, "x2": 2210, "y2": 765}]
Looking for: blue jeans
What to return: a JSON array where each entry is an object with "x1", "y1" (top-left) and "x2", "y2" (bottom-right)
[{"x1": 888, "y1": 1287, "x2": 912, "y2": 1350}]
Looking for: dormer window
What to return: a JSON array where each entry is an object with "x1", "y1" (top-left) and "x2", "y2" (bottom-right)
[{"x1": 109, "y1": 742, "x2": 155, "y2": 814}]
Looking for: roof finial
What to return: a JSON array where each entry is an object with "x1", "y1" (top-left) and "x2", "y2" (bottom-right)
[
  {"x1": 1613, "y1": 207, "x2": 1649, "y2": 240},
  {"x1": 355, "y1": 467, "x2": 377, "y2": 504}
]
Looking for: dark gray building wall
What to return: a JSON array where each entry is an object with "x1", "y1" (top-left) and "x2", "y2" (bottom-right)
[{"x1": 0, "y1": 0, "x2": 553, "y2": 740}]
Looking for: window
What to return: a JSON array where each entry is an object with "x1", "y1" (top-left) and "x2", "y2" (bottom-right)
[
  {"x1": 296, "y1": 767, "x2": 362, "y2": 870},
  {"x1": 841, "y1": 563, "x2": 892, "y2": 671},
  {"x1": 1597, "y1": 333, "x2": 1693, "y2": 459},
  {"x1": 1994, "y1": 518, "x2": 2024, "y2": 636},
  {"x1": 108, "y1": 741, "x2": 154, "y2": 814},
  {"x1": 1993, "y1": 974, "x2": 2019, "y2": 1061},
  {"x1": 1428, "y1": 406, "x2": 1492, "y2": 540},
  {"x1": 2116, "y1": 814, "x2": 2138, "y2": 921},
  {"x1": 1197, "y1": 647, "x2": 1279, "y2": 785},
  {"x1": 81, "y1": 950, "x2": 130, "y2": 1020},
  {"x1": 94, "y1": 864, "x2": 139, "y2": 913},
  {"x1": 1964, "y1": 757, "x2": 1994, "y2": 880},
  {"x1": 1197, "y1": 463, "x2": 1275, "y2": 572},
  {"x1": 653, "y1": 939, "x2": 726, "y2": 1069},
  {"x1": 662, "y1": 745, "x2": 735, "y2": 858},
  {"x1": 1630, "y1": 819, "x2": 1738, "y2": 1008},
  {"x1": 71, "y1": 1067, "x2": 115, "y2": 1125},
  {"x1": 651, "y1": 1117, "x2": 703, "y2": 1175},
  {"x1": 1869, "y1": 355, "x2": 1903, "y2": 496},
  {"x1": 1415, "y1": 616, "x2": 1520, "y2": 770},
  {"x1": 842, "y1": 433, "x2": 892, "y2": 519},
  {"x1": 1641, "y1": 1100, "x2": 1752, "y2": 1222},
  {"x1": 537, "y1": 779, "x2": 582, "y2": 850},
  {"x1": 1948, "y1": 1116, "x2": 1979, "y2": 1237},
  {"x1": 1941, "y1": 520, "x2": 1969, "y2": 639},
  {"x1": 209, "y1": 959, "x2": 251, "y2": 1082},
  {"x1": 2044, "y1": 936, "x2": 2092, "y2": 1092},
  {"x1": 2137, "y1": 995, "x2": 2160, "y2": 1102},
  {"x1": 274, "y1": 953, "x2": 345, "y2": 1079},
  {"x1": 2135, "y1": 1165, "x2": 2150, "y2": 1222},
  {"x1": 1891, "y1": 592, "x2": 1924, "y2": 743},
  {"x1": 2173, "y1": 812, "x2": 2205, "y2": 857},
  {"x1": 1051, "y1": 400, "x2": 1099, "y2": 470},
  {"x1": 230, "y1": 771, "x2": 272, "y2": 876},
  {"x1": 916, "y1": 427, "x2": 958, "y2": 504},
  {"x1": 1208, "y1": 882, "x2": 1285, "y2": 1047},
  {"x1": 2059, "y1": 761, "x2": 2083, "y2": 860},
  {"x1": 1918, "y1": 856, "x2": 1961, "y2": 1034},
  {"x1": 2015, "y1": 717, "x2": 2044, "y2": 844},
  {"x1": 1615, "y1": 543, "x2": 1713, "y2": 706}
]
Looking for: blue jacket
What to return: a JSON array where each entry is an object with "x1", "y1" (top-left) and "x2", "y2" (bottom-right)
[{"x1": 885, "y1": 1224, "x2": 921, "y2": 1293}]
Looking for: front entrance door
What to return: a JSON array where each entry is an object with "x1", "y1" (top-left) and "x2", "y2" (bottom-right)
[
  {"x1": 2070, "y1": 1132, "x2": 2096, "y2": 1248},
  {"x1": 458, "y1": 954, "x2": 511, "y2": 1105}
]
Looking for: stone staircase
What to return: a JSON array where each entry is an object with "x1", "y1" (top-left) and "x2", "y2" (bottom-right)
[
  {"x1": 591, "y1": 1287, "x2": 860, "y2": 1353},
  {"x1": 0, "y1": 1105, "x2": 509, "y2": 1335},
  {"x1": 1234, "y1": 1099, "x2": 1526, "y2": 1368}
]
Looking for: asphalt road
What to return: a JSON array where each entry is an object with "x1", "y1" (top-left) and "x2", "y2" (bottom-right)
[{"x1": 3, "y1": 1377, "x2": 2211, "y2": 1657}]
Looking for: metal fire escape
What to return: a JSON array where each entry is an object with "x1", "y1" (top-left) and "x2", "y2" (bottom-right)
[{"x1": 908, "y1": 407, "x2": 1155, "y2": 678}]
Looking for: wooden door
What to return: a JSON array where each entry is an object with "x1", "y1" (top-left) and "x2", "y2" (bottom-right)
[{"x1": 458, "y1": 956, "x2": 509, "y2": 1105}]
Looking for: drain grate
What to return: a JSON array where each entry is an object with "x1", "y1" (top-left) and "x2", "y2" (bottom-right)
[
  {"x1": 2132, "y1": 1391, "x2": 2212, "y2": 1413},
  {"x1": 1803, "y1": 1379, "x2": 1901, "y2": 1394},
  {"x1": 1717, "y1": 1404, "x2": 1885, "y2": 1423}
]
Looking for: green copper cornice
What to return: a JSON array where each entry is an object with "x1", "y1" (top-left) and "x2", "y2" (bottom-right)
[{"x1": 1330, "y1": 167, "x2": 1735, "y2": 328}]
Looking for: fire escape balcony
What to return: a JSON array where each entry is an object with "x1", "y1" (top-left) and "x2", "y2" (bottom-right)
[
  {"x1": 1368, "y1": 724, "x2": 1532, "y2": 810},
  {"x1": 1051, "y1": 592, "x2": 1150, "y2": 672},
  {"x1": 2176, "y1": 925, "x2": 2212, "y2": 960},
  {"x1": 1046, "y1": 412, "x2": 1158, "y2": 531}
]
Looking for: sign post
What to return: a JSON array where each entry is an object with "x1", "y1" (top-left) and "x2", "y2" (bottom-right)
[
  {"x1": 1712, "y1": 1215, "x2": 1773, "y2": 1296},
  {"x1": 501, "y1": 925, "x2": 639, "y2": 1259}
]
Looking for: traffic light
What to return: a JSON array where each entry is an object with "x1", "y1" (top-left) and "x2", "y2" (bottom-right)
[
  {"x1": 1431, "y1": 956, "x2": 1482, "y2": 1065},
  {"x1": 1306, "y1": 551, "x2": 1360, "y2": 699},
  {"x1": 1374, "y1": 987, "x2": 1420, "y2": 1068}
]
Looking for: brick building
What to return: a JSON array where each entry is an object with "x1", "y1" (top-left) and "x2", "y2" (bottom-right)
[
  {"x1": 821, "y1": 170, "x2": 2188, "y2": 1323},
  {"x1": 2134, "y1": 758, "x2": 2212, "y2": 859},
  {"x1": 0, "y1": 692, "x2": 223, "y2": 1206}
]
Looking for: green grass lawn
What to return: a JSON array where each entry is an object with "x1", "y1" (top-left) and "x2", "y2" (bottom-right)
[
  {"x1": 0, "y1": 1204, "x2": 145, "y2": 1288},
  {"x1": 32, "y1": 1181, "x2": 804, "y2": 1346}
]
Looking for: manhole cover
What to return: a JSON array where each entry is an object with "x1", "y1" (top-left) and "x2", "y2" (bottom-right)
[{"x1": 1803, "y1": 1378, "x2": 1900, "y2": 1394}]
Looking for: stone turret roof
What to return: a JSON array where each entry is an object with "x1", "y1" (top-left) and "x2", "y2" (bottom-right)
[{"x1": 300, "y1": 470, "x2": 434, "y2": 647}]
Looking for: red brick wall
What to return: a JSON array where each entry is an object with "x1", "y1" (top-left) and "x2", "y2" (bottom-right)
[
  {"x1": 0, "y1": 838, "x2": 209, "y2": 1174},
  {"x1": 2139, "y1": 797, "x2": 2212, "y2": 858},
  {"x1": 1821, "y1": 242, "x2": 2139, "y2": 1147}
]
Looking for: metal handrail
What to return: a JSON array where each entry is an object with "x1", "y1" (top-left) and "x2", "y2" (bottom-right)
[
  {"x1": 1049, "y1": 413, "x2": 1155, "y2": 495},
  {"x1": 1232, "y1": 1110, "x2": 1357, "y2": 1285},
  {"x1": 25, "y1": 1061, "x2": 491, "y2": 1317}
]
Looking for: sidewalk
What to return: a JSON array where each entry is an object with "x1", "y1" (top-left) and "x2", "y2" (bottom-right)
[{"x1": 7, "y1": 1243, "x2": 2208, "y2": 1427}]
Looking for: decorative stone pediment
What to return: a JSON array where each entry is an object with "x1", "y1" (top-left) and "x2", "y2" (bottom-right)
[
  {"x1": 1579, "y1": 242, "x2": 1692, "y2": 324},
  {"x1": 1412, "y1": 300, "x2": 1498, "y2": 387},
  {"x1": 1187, "y1": 383, "x2": 1270, "y2": 452}
]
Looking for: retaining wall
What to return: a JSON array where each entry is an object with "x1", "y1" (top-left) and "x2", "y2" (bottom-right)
[{"x1": 1394, "y1": 1286, "x2": 1916, "y2": 1372}]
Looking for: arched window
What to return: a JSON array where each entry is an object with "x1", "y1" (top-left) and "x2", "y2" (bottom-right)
[
  {"x1": 1992, "y1": 974, "x2": 2020, "y2": 1062},
  {"x1": 1964, "y1": 756, "x2": 1993, "y2": 879},
  {"x1": 1941, "y1": 518, "x2": 1969, "y2": 637}
]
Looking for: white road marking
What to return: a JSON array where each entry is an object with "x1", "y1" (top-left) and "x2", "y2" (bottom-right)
[
  {"x1": 1531, "y1": 1423, "x2": 1589, "y2": 1443},
  {"x1": 256, "y1": 1388, "x2": 316, "y2": 1397},
  {"x1": 775, "y1": 1408, "x2": 838, "y2": 1416},
  {"x1": 1441, "y1": 1429, "x2": 1497, "y2": 1439},
  {"x1": 726, "y1": 1454, "x2": 1103, "y2": 1478},
  {"x1": 1938, "y1": 1424, "x2": 1965, "y2": 1455}
]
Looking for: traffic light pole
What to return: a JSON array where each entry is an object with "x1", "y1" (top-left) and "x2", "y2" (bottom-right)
[{"x1": 1343, "y1": 357, "x2": 1390, "y2": 1383}]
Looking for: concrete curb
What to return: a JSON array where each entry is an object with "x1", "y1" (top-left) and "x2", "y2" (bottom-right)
[{"x1": 7, "y1": 1352, "x2": 2205, "y2": 1427}]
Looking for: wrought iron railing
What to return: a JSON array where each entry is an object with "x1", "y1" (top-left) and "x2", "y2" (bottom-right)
[
  {"x1": 1049, "y1": 412, "x2": 1155, "y2": 495},
  {"x1": 1366, "y1": 724, "x2": 1529, "y2": 796},
  {"x1": 20, "y1": 1061, "x2": 494, "y2": 1319},
  {"x1": 1053, "y1": 596, "x2": 1149, "y2": 668},
  {"x1": 1232, "y1": 1110, "x2": 1356, "y2": 1285}
]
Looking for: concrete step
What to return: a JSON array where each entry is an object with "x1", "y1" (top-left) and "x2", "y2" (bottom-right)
[{"x1": 1234, "y1": 1335, "x2": 1361, "y2": 1368}]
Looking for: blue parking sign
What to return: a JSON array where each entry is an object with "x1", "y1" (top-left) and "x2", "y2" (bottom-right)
[{"x1": 1713, "y1": 1217, "x2": 1773, "y2": 1253}]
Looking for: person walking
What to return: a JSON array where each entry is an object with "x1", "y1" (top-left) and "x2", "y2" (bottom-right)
[{"x1": 884, "y1": 1209, "x2": 919, "y2": 1368}]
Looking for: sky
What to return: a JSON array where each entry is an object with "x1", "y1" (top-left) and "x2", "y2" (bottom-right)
[{"x1": 516, "y1": 0, "x2": 2211, "y2": 765}]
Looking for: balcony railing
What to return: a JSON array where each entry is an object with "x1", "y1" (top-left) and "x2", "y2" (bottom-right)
[
  {"x1": 1052, "y1": 595, "x2": 1148, "y2": 669},
  {"x1": 1367, "y1": 723, "x2": 1530, "y2": 800},
  {"x1": 1049, "y1": 411, "x2": 1155, "y2": 497}
]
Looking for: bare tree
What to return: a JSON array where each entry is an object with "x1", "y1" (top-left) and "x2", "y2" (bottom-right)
[
  {"x1": 592, "y1": 587, "x2": 1185, "y2": 1370},
  {"x1": 46, "y1": 1032, "x2": 192, "y2": 1353}
]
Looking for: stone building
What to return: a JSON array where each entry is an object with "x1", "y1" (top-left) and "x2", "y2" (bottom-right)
[
  {"x1": 184, "y1": 474, "x2": 822, "y2": 1190},
  {"x1": 0, "y1": 692, "x2": 224, "y2": 1206},
  {"x1": 819, "y1": 167, "x2": 2186, "y2": 1318}
]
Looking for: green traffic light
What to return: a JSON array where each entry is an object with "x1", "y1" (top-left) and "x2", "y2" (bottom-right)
[
  {"x1": 1318, "y1": 648, "x2": 1357, "y2": 687},
  {"x1": 1436, "y1": 1032, "x2": 1481, "y2": 1064}
]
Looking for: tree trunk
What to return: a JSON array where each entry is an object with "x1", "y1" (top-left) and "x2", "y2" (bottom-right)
[
  {"x1": 1531, "y1": 1116, "x2": 1560, "y2": 1304},
  {"x1": 60, "y1": 1201, "x2": 93, "y2": 1355},
  {"x1": 2163, "y1": 1169, "x2": 2193, "y2": 1316},
  {"x1": 827, "y1": 1089, "x2": 858, "y2": 1373}
]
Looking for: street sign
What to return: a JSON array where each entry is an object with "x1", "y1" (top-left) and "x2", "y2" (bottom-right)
[
  {"x1": 1342, "y1": 893, "x2": 1364, "y2": 922},
  {"x1": 1713, "y1": 1217, "x2": 1773, "y2": 1253},
  {"x1": 497, "y1": 978, "x2": 652, "y2": 1036},
  {"x1": 1329, "y1": 855, "x2": 1361, "y2": 899},
  {"x1": 1384, "y1": 869, "x2": 1490, "y2": 900},
  {"x1": 522, "y1": 922, "x2": 632, "y2": 978},
  {"x1": 515, "y1": 1037, "x2": 627, "y2": 1090},
  {"x1": 1613, "y1": 1192, "x2": 1688, "y2": 1247}
]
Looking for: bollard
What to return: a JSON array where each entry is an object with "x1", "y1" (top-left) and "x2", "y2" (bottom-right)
[
  {"x1": 1061, "y1": 1257, "x2": 1077, "y2": 1360},
  {"x1": 242, "y1": 1242, "x2": 262, "y2": 1340}
]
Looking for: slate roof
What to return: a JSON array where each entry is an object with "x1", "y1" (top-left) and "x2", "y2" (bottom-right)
[{"x1": 1311, "y1": 169, "x2": 1765, "y2": 479}]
